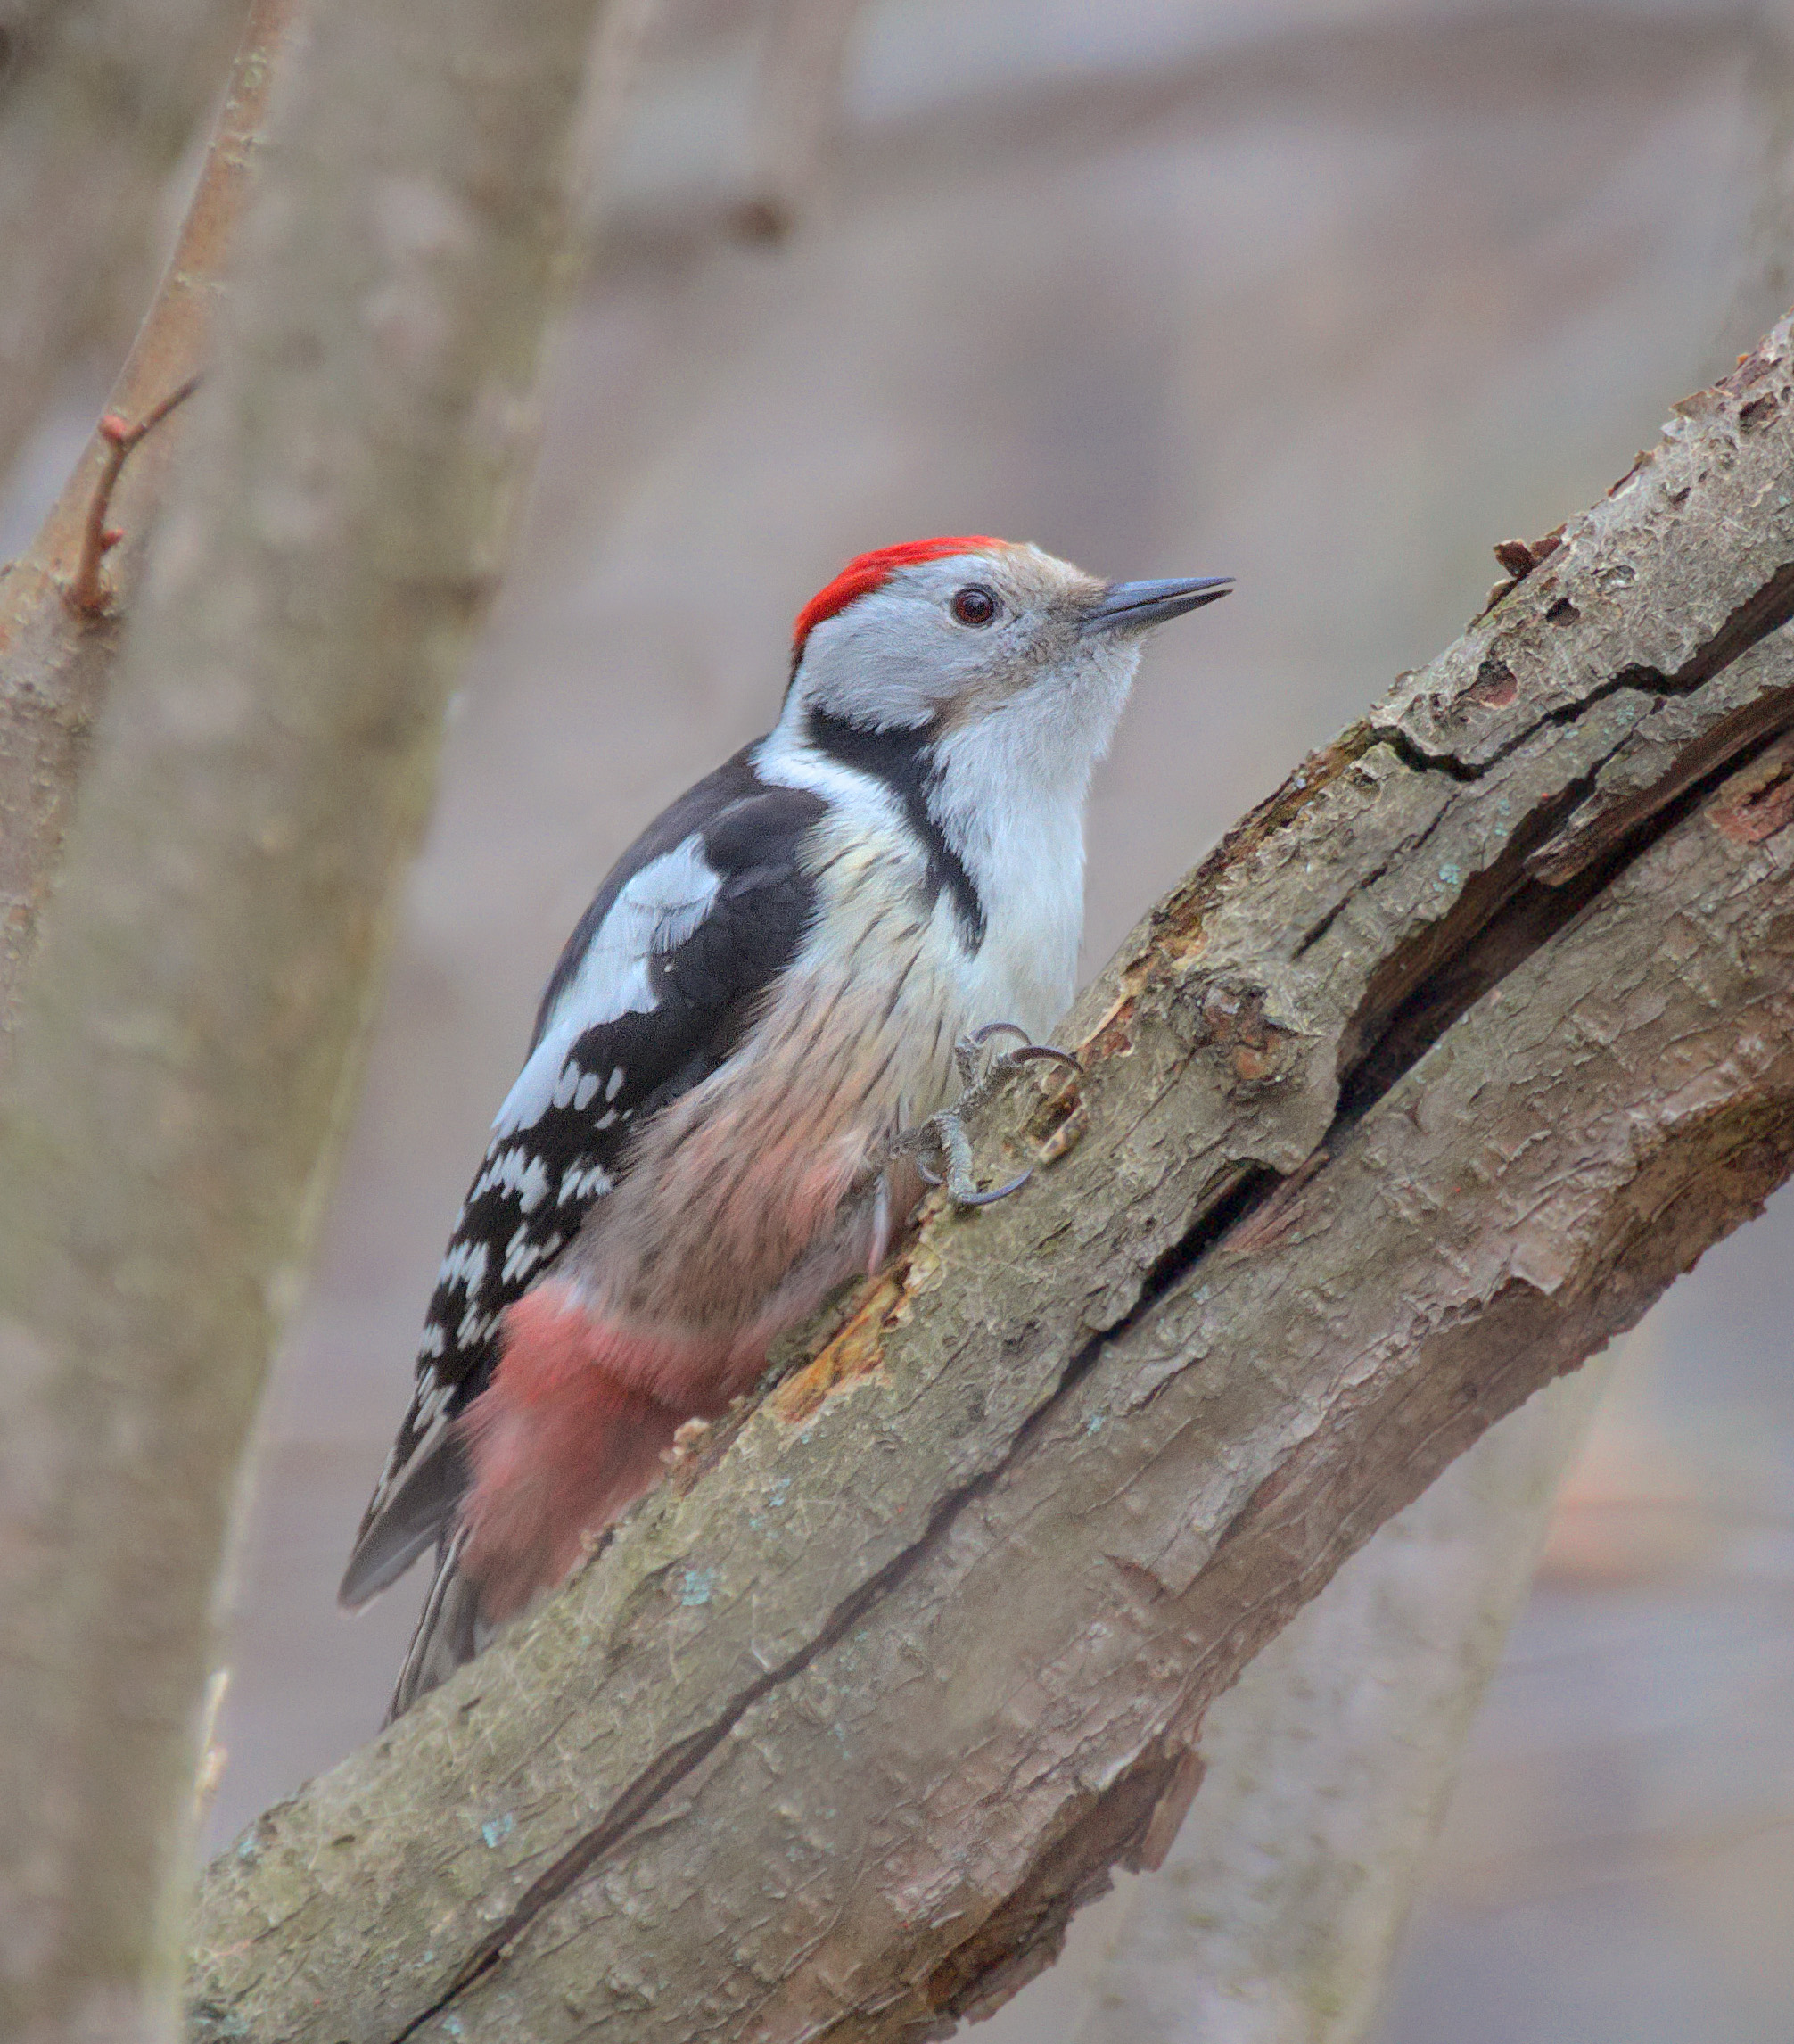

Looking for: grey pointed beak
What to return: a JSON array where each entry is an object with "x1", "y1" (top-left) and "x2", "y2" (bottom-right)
[{"x1": 1081, "y1": 575, "x2": 1232, "y2": 637}]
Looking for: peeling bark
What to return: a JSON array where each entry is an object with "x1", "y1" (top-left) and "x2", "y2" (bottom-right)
[{"x1": 187, "y1": 322, "x2": 1794, "y2": 2042}]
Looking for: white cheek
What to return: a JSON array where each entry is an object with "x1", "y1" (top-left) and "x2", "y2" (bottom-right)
[
  {"x1": 926, "y1": 642, "x2": 1145, "y2": 1027},
  {"x1": 1034, "y1": 639, "x2": 1141, "y2": 777},
  {"x1": 794, "y1": 555, "x2": 1033, "y2": 729}
]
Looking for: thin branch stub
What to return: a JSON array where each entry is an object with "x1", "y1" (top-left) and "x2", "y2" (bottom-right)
[{"x1": 62, "y1": 373, "x2": 202, "y2": 619}]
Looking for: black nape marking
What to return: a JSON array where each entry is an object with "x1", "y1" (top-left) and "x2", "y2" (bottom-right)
[{"x1": 803, "y1": 705, "x2": 986, "y2": 952}]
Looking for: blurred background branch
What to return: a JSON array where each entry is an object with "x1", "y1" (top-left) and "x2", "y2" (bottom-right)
[
  {"x1": 735, "y1": 0, "x2": 865, "y2": 240},
  {"x1": 0, "y1": 0, "x2": 290, "y2": 1038},
  {"x1": 0, "y1": 0, "x2": 245, "y2": 485},
  {"x1": 0, "y1": 0, "x2": 608, "y2": 2035}
]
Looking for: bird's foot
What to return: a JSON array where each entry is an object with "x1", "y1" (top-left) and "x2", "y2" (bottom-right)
[{"x1": 898, "y1": 1023, "x2": 1081, "y2": 1207}]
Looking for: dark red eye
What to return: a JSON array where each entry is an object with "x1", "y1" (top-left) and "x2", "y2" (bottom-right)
[{"x1": 951, "y1": 584, "x2": 998, "y2": 627}]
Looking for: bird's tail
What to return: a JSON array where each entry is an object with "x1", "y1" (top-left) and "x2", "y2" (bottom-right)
[{"x1": 386, "y1": 1527, "x2": 490, "y2": 1724}]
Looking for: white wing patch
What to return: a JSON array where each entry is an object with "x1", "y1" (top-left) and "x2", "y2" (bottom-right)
[
  {"x1": 411, "y1": 1369, "x2": 456, "y2": 1435},
  {"x1": 436, "y1": 1238, "x2": 490, "y2": 1293},
  {"x1": 493, "y1": 833, "x2": 722, "y2": 1137},
  {"x1": 457, "y1": 1303, "x2": 498, "y2": 1348},
  {"x1": 470, "y1": 1143, "x2": 551, "y2": 1214},
  {"x1": 558, "y1": 1158, "x2": 613, "y2": 1205},
  {"x1": 501, "y1": 1224, "x2": 563, "y2": 1287}
]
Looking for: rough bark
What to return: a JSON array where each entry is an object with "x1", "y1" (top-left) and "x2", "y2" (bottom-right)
[
  {"x1": 0, "y1": 0, "x2": 605, "y2": 2037},
  {"x1": 0, "y1": 0, "x2": 245, "y2": 484},
  {"x1": 1068, "y1": 1357, "x2": 1613, "y2": 2044},
  {"x1": 0, "y1": 0, "x2": 293, "y2": 1042},
  {"x1": 185, "y1": 322, "x2": 1794, "y2": 2042}
]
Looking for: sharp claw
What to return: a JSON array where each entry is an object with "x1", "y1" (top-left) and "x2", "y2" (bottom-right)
[
  {"x1": 967, "y1": 1020, "x2": 1034, "y2": 1051},
  {"x1": 954, "y1": 1166, "x2": 1033, "y2": 1207},
  {"x1": 901, "y1": 1023, "x2": 1082, "y2": 1215},
  {"x1": 1005, "y1": 1043, "x2": 1082, "y2": 1074}
]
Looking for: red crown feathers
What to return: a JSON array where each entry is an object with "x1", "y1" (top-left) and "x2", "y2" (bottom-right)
[{"x1": 792, "y1": 535, "x2": 1004, "y2": 652}]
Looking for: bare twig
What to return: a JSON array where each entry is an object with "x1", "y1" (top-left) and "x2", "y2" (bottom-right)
[
  {"x1": 0, "y1": 0, "x2": 296, "y2": 1043},
  {"x1": 62, "y1": 374, "x2": 202, "y2": 617},
  {"x1": 0, "y1": 0, "x2": 243, "y2": 483}
]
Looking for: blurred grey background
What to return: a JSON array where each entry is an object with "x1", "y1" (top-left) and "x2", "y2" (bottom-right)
[{"x1": 6, "y1": 0, "x2": 1794, "y2": 2036}]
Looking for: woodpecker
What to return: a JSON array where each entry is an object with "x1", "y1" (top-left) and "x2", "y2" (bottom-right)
[{"x1": 341, "y1": 536, "x2": 1229, "y2": 1717}]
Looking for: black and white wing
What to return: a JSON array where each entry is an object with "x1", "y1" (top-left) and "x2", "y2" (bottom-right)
[{"x1": 339, "y1": 749, "x2": 826, "y2": 1607}]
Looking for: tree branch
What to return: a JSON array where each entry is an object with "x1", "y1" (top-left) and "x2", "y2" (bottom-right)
[
  {"x1": 734, "y1": 0, "x2": 865, "y2": 242},
  {"x1": 0, "y1": 0, "x2": 608, "y2": 2035},
  {"x1": 0, "y1": 0, "x2": 245, "y2": 483},
  {"x1": 186, "y1": 321, "x2": 1794, "y2": 2041},
  {"x1": 0, "y1": 0, "x2": 293, "y2": 1039},
  {"x1": 1067, "y1": 1356, "x2": 1614, "y2": 2044}
]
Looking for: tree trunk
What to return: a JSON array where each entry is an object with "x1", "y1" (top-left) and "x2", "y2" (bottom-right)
[
  {"x1": 186, "y1": 321, "x2": 1794, "y2": 2042},
  {"x1": 0, "y1": 0, "x2": 607, "y2": 2036}
]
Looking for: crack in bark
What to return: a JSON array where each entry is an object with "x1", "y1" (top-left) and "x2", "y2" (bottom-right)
[
  {"x1": 1678, "y1": 558, "x2": 1794, "y2": 690},
  {"x1": 391, "y1": 595, "x2": 1794, "y2": 2040},
  {"x1": 1292, "y1": 854, "x2": 1392, "y2": 957},
  {"x1": 1374, "y1": 556, "x2": 1794, "y2": 780},
  {"x1": 1372, "y1": 721, "x2": 1480, "y2": 783},
  {"x1": 1529, "y1": 663, "x2": 1794, "y2": 886},
  {"x1": 1346, "y1": 690, "x2": 1794, "y2": 1127}
]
